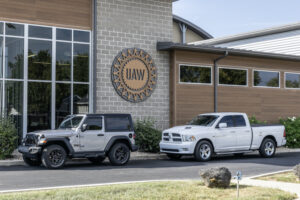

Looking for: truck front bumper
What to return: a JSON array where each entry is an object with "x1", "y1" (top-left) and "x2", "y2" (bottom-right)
[
  {"x1": 159, "y1": 141, "x2": 196, "y2": 154},
  {"x1": 18, "y1": 145, "x2": 42, "y2": 158}
]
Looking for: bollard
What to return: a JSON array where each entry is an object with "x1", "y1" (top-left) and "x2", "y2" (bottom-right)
[{"x1": 234, "y1": 171, "x2": 242, "y2": 199}]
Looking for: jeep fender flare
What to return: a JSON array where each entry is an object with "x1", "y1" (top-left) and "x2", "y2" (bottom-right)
[
  {"x1": 104, "y1": 136, "x2": 133, "y2": 152},
  {"x1": 42, "y1": 138, "x2": 75, "y2": 155}
]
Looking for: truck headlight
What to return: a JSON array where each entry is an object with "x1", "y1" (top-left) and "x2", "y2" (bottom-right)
[{"x1": 182, "y1": 135, "x2": 196, "y2": 142}]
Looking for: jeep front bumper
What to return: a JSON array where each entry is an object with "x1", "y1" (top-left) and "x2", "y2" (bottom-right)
[
  {"x1": 159, "y1": 141, "x2": 196, "y2": 154},
  {"x1": 18, "y1": 145, "x2": 42, "y2": 158}
]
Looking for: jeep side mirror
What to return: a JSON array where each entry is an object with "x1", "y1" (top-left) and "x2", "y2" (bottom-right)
[
  {"x1": 218, "y1": 123, "x2": 228, "y2": 128},
  {"x1": 81, "y1": 124, "x2": 88, "y2": 132}
]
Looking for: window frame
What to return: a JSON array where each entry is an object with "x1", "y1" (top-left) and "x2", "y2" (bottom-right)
[
  {"x1": 284, "y1": 72, "x2": 300, "y2": 90},
  {"x1": 178, "y1": 64, "x2": 213, "y2": 85},
  {"x1": 252, "y1": 69, "x2": 280, "y2": 89},
  {"x1": 218, "y1": 66, "x2": 248, "y2": 87}
]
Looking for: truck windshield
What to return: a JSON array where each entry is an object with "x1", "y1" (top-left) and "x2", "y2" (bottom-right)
[
  {"x1": 58, "y1": 116, "x2": 83, "y2": 129},
  {"x1": 189, "y1": 115, "x2": 219, "y2": 126}
]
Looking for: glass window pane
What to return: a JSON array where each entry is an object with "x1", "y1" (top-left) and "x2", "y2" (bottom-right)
[
  {"x1": 106, "y1": 117, "x2": 131, "y2": 131},
  {"x1": 56, "y1": 42, "x2": 71, "y2": 81},
  {"x1": 5, "y1": 23, "x2": 24, "y2": 36},
  {"x1": 254, "y1": 71, "x2": 279, "y2": 87},
  {"x1": 180, "y1": 65, "x2": 211, "y2": 84},
  {"x1": 233, "y1": 116, "x2": 246, "y2": 127},
  {"x1": 28, "y1": 40, "x2": 52, "y2": 80},
  {"x1": 5, "y1": 81, "x2": 23, "y2": 144},
  {"x1": 218, "y1": 116, "x2": 234, "y2": 128},
  {"x1": 73, "y1": 44, "x2": 89, "y2": 82},
  {"x1": 219, "y1": 68, "x2": 247, "y2": 86},
  {"x1": 29, "y1": 25, "x2": 52, "y2": 39},
  {"x1": 28, "y1": 82, "x2": 51, "y2": 132},
  {"x1": 5, "y1": 37, "x2": 24, "y2": 79},
  {"x1": 57, "y1": 29, "x2": 71, "y2": 41},
  {"x1": 285, "y1": 73, "x2": 300, "y2": 88},
  {"x1": 73, "y1": 84, "x2": 89, "y2": 114},
  {"x1": 0, "y1": 37, "x2": 2, "y2": 78},
  {"x1": 0, "y1": 22, "x2": 3, "y2": 34},
  {"x1": 85, "y1": 117, "x2": 103, "y2": 131},
  {"x1": 74, "y1": 30, "x2": 90, "y2": 42},
  {"x1": 56, "y1": 83, "x2": 71, "y2": 128}
]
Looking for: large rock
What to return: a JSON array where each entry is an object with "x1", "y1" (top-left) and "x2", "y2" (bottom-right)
[
  {"x1": 199, "y1": 167, "x2": 232, "y2": 188},
  {"x1": 293, "y1": 164, "x2": 300, "y2": 180}
]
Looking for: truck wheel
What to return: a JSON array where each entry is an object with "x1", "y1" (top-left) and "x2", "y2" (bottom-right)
[
  {"x1": 41, "y1": 145, "x2": 67, "y2": 169},
  {"x1": 194, "y1": 141, "x2": 213, "y2": 161},
  {"x1": 259, "y1": 138, "x2": 276, "y2": 158},
  {"x1": 22, "y1": 155, "x2": 41, "y2": 166},
  {"x1": 108, "y1": 143, "x2": 130, "y2": 166},
  {"x1": 88, "y1": 157, "x2": 106, "y2": 165},
  {"x1": 166, "y1": 154, "x2": 182, "y2": 160}
]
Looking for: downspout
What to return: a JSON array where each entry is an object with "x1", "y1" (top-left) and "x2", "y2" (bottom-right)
[{"x1": 213, "y1": 51, "x2": 228, "y2": 112}]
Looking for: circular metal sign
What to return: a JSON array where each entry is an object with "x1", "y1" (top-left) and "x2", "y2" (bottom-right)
[{"x1": 111, "y1": 48, "x2": 157, "y2": 103}]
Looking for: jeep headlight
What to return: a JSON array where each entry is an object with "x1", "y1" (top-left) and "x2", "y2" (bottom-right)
[
  {"x1": 182, "y1": 135, "x2": 196, "y2": 142},
  {"x1": 37, "y1": 134, "x2": 47, "y2": 145}
]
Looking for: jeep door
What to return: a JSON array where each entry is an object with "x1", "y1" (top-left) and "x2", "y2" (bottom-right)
[{"x1": 79, "y1": 116, "x2": 106, "y2": 151}]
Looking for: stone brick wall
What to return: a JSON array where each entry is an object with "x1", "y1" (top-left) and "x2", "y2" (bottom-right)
[{"x1": 96, "y1": 0, "x2": 173, "y2": 130}]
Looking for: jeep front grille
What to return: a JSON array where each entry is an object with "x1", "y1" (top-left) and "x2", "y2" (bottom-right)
[{"x1": 24, "y1": 134, "x2": 38, "y2": 146}]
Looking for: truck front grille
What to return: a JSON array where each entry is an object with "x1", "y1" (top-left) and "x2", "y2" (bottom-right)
[{"x1": 162, "y1": 132, "x2": 182, "y2": 143}]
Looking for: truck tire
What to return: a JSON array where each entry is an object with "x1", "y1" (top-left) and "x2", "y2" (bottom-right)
[
  {"x1": 108, "y1": 143, "x2": 130, "y2": 166},
  {"x1": 88, "y1": 157, "x2": 106, "y2": 165},
  {"x1": 22, "y1": 155, "x2": 41, "y2": 166},
  {"x1": 41, "y1": 145, "x2": 67, "y2": 169},
  {"x1": 166, "y1": 154, "x2": 182, "y2": 160},
  {"x1": 194, "y1": 141, "x2": 213, "y2": 161},
  {"x1": 259, "y1": 138, "x2": 276, "y2": 158}
]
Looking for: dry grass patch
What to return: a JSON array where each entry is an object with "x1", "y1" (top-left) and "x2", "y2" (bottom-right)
[
  {"x1": 257, "y1": 171, "x2": 300, "y2": 184},
  {"x1": 0, "y1": 181, "x2": 296, "y2": 200}
]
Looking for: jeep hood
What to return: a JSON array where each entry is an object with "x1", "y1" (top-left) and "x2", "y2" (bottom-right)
[
  {"x1": 28, "y1": 129, "x2": 75, "y2": 138},
  {"x1": 163, "y1": 125, "x2": 210, "y2": 135}
]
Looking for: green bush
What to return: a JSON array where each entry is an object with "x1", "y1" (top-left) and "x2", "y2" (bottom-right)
[
  {"x1": 249, "y1": 115, "x2": 267, "y2": 124},
  {"x1": 134, "y1": 119, "x2": 162, "y2": 153},
  {"x1": 280, "y1": 117, "x2": 300, "y2": 148},
  {"x1": 0, "y1": 117, "x2": 18, "y2": 159}
]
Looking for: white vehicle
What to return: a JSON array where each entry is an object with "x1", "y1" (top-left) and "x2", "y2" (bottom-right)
[{"x1": 160, "y1": 112, "x2": 286, "y2": 161}]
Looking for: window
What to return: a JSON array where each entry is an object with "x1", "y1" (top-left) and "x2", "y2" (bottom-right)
[
  {"x1": 29, "y1": 26, "x2": 52, "y2": 39},
  {"x1": 56, "y1": 29, "x2": 72, "y2": 41},
  {"x1": 5, "y1": 37, "x2": 24, "y2": 79},
  {"x1": 5, "y1": 23, "x2": 24, "y2": 36},
  {"x1": 74, "y1": 30, "x2": 90, "y2": 43},
  {"x1": 189, "y1": 115, "x2": 219, "y2": 127},
  {"x1": 218, "y1": 116, "x2": 234, "y2": 127},
  {"x1": 180, "y1": 65, "x2": 211, "y2": 84},
  {"x1": 85, "y1": 117, "x2": 103, "y2": 131},
  {"x1": 59, "y1": 116, "x2": 83, "y2": 129},
  {"x1": 233, "y1": 116, "x2": 246, "y2": 127},
  {"x1": 106, "y1": 116, "x2": 132, "y2": 132},
  {"x1": 254, "y1": 70, "x2": 279, "y2": 88},
  {"x1": 219, "y1": 68, "x2": 247, "y2": 86},
  {"x1": 56, "y1": 42, "x2": 71, "y2": 81},
  {"x1": 0, "y1": 22, "x2": 3, "y2": 34},
  {"x1": 73, "y1": 44, "x2": 89, "y2": 82},
  {"x1": 285, "y1": 73, "x2": 300, "y2": 89}
]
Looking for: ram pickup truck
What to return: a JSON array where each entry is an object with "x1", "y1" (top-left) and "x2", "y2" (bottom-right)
[
  {"x1": 160, "y1": 112, "x2": 286, "y2": 161},
  {"x1": 18, "y1": 114, "x2": 138, "y2": 169}
]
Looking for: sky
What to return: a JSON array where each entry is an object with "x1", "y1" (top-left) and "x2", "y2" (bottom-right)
[{"x1": 173, "y1": 0, "x2": 300, "y2": 38}]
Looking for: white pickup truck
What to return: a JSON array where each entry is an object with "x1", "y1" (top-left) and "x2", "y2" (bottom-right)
[{"x1": 160, "y1": 112, "x2": 286, "y2": 161}]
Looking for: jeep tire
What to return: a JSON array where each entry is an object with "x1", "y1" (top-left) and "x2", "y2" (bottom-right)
[
  {"x1": 166, "y1": 154, "x2": 182, "y2": 160},
  {"x1": 88, "y1": 157, "x2": 106, "y2": 165},
  {"x1": 108, "y1": 143, "x2": 130, "y2": 166},
  {"x1": 41, "y1": 145, "x2": 67, "y2": 169},
  {"x1": 23, "y1": 155, "x2": 41, "y2": 166},
  {"x1": 194, "y1": 141, "x2": 213, "y2": 161}
]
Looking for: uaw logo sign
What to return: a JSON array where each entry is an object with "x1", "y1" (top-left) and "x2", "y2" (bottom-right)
[{"x1": 111, "y1": 48, "x2": 157, "y2": 103}]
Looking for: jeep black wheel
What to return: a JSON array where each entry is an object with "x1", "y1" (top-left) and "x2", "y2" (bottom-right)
[
  {"x1": 41, "y1": 145, "x2": 67, "y2": 169},
  {"x1": 22, "y1": 155, "x2": 41, "y2": 166},
  {"x1": 259, "y1": 138, "x2": 276, "y2": 158},
  {"x1": 194, "y1": 141, "x2": 213, "y2": 162},
  {"x1": 166, "y1": 154, "x2": 182, "y2": 160},
  {"x1": 108, "y1": 143, "x2": 130, "y2": 166},
  {"x1": 88, "y1": 157, "x2": 106, "y2": 165}
]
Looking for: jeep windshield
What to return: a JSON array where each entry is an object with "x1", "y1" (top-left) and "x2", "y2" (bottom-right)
[
  {"x1": 189, "y1": 115, "x2": 219, "y2": 126},
  {"x1": 58, "y1": 116, "x2": 83, "y2": 129}
]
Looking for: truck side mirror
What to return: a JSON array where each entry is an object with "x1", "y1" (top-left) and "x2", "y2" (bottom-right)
[
  {"x1": 81, "y1": 124, "x2": 88, "y2": 132},
  {"x1": 218, "y1": 123, "x2": 228, "y2": 128}
]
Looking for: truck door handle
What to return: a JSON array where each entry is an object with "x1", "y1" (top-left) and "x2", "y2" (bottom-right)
[{"x1": 97, "y1": 134, "x2": 104, "y2": 136}]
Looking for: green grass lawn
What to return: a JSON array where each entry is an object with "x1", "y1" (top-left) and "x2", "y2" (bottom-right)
[
  {"x1": 257, "y1": 171, "x2": 300, "y2": 184},
  {"x1": 0, "y1": 181, "x2": 296, "y2": 200}
]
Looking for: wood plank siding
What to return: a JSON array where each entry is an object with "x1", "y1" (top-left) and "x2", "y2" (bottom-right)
[
  {"x1": 0, "y1": 0, "x2": 92, "y2": 30},
  {"x1": 172, "y1": 50, "x2": 300, "y2": 126}
]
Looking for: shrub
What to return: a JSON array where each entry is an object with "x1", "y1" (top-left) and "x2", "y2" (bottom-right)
[
  {"x1": 134, "y1": 119, "x2": 162, "y2": 153},
  {"x1": 0, "y1": 117, "x2": 18, "y2": 159},
  {"x1": 280, "y1": 117, "x2": 300, "y2": 148},
  {"x1": 249, "y1": 115, "x2": 267, "y2": 124}
]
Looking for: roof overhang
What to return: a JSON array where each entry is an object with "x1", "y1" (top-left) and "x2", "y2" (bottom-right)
[{"x1": 157, "y1": 42, "x2": 300, "y2": 62}]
